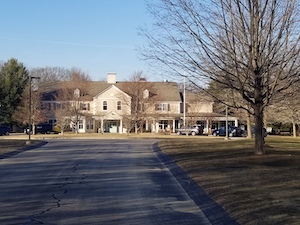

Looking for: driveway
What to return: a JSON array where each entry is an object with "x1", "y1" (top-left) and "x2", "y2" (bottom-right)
[{"x1": 0, "y1": 139, "x2": 228, "y2": 225}]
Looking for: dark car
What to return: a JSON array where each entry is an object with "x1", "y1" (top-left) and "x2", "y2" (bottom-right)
[
  {"x1": 0, "y1": 125, "x2": 10, "y2": 136},
  {"x1": 24, "y1": 124, "x2": 55, "y2": 134},
  {"x1": 212, "y1": 126, "x2": 243, "y2": 137}
]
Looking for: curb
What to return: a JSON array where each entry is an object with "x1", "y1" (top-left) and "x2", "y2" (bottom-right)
[{"x1": 152, "y1": 142, "x2": 240, "y2": 225}]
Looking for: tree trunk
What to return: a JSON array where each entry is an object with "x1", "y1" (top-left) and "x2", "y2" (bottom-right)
[
  {"x1": 293, "y1": 121, "x2": 297, "y2": 138},
  {"x1": 75, "y1": 122, "x2": 78, "y2": 134},
  {"x1": 33, "y1": 122, "x2": 36, "y2": 135},
  {"x1": 253, "y1": 74, "x2": 264, "y2": 154},
  {"x1": 135, "y1": 122, "x2": 138, "y2": 134},
  {"x1": 61, "y1": 122, "x2": 64, "y2": 136},
  {"x1": 247, "y1": 112, "x2": 252, "y2": 139},
  {"x1": 254, "y1": 104, "x2": 265, "y2": 154}
]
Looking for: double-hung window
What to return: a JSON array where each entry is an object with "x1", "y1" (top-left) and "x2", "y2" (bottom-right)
[
  {"x1": 78, "y1": 120, "x2": 83, "y2": 129},
  {"x1": 117, "y1": 101, "x2": 121, "y2": 110},
  {"x1": 156, "y1": 103, "x2": 170, "y2": 111},
  {"x1": 103, "y1": 101, "x2": 108, "y2": 111}
]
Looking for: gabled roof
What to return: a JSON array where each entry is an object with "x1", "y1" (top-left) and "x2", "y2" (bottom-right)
[
  {"x1": 148, "y1": 82, "x2": 181, "y2": 102},
  {"x1": 93, "y1": 84, "x2": 131, "y2": 99},
  {"x1": 41, "y1": 80, "x2": 181, "y2": 102}
]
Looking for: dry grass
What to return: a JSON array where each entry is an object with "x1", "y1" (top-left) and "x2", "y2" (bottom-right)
[
  {"x1": 159, "y1": 136, "x2": 300, "y2": 225},
  {"x1": 0, "y1": 139, "x2": 43, "y2": 156}
]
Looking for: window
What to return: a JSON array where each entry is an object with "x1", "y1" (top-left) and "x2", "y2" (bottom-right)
[
  {"x1": 117, "y1": 101, "x2": 121, "y2": 110},
  {"x1": 86, "y1": 120, "x2": 93, "y2": 130},
  {"x1": 80, "y1": 103, "x2": 90, "y2": 111},
  {"x1": 156, "y1": 103, "x2": 170, "y2": 111},
  {"x1": 56, "y1": 102, "x2": 61, "y2": 110},
  {"x1": 48, "y1": 119, "x2": 56, "y2": 128},
  {"x1": 78, "y1": 120, "x2": 83, "y2": 129},
  {"x1": 103, "y1": 101, "x2": 107, "y2": 110},
  {"x1": 74, "y1": 88, "x2": 80, "y2": 99},
  {"x1": 143, "y1": 89, "x2": 149, "y2": 99},
  {"x1": 159, "y1": 120, "x2": 169, "y2": 130}
]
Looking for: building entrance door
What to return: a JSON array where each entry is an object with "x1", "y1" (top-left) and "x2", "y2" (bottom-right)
[{"x1": 104, "y1": 120, "x2": 120, "y2": 133}]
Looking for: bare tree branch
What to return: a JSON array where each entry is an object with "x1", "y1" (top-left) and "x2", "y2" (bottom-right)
[{"x1": 140, "y1": 0, "x2": 300, "y2": 154}]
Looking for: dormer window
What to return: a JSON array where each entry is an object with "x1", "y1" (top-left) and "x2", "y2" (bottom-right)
[
  {"x1": 74, "y1": 88, "x2": 80, "y2": 99},
  {"x1": 156, "y1": 103, "x2": 170, "y2": 111},
  {"x1": 143, "y1": 89, "x2": 149, "y2": 99}
]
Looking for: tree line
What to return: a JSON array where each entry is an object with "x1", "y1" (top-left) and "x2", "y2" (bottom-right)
[{"x1": 0, "y1": 58, "x2": 92, "y2": 132}]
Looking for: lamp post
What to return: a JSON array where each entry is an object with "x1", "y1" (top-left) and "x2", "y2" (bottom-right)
[
  {"x1": 224, "y1": 92, "x2": 229, "y2": 140},
  {"x1": 183, "y1": 77, "x2": 186, "y2": 127},
  {"x1": 225, "y1": 104, "x2": 229, "y2": 140},
  {"x1": 26, "y1": 76, "x2": 40, "y2": 145}
]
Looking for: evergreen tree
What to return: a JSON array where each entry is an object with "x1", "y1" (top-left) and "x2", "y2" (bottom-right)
[{"x1": 0, "y1": 58, "x2": 29, "y2": 124}]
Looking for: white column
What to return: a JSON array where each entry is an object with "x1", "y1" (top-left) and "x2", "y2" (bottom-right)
[
  {"x1": 145, "y1": 120, "x2": 149, "y2": 131},
  {"x1": 173, "y1": 119, "x2": 176, "y2": 133},
  {"x1": 120, "y1": 119, "x2": 123, "y2": 133},
  {"x1": 101, "y1": 117, "x2": 104, "y2": 133},
  {"x1": 151, "y1": 119, "x2": 155, "y2": 133},
  {"x1": 206, "y1": 119, "x2": 209, "y2": 134}
]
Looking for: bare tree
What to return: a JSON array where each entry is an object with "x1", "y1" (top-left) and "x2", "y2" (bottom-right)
[
  {"x1": 140, "y1": 0, "x2": 300, "y2": 154},
  {"x1": 268, "y1": 85, "x2": 300, "y2": 137},
  {"x1": 30, "y1": 67, "x2": 69, "y2": 82},
  {"x1": 13, "y1": 83, "x2": 48, "y2": 133},
  {"x1": 56, "y1": 68, "x2": 92, "y2": 133},
  {"x1": 120, "y1": 71, "x2": 157, "y2": 134}
]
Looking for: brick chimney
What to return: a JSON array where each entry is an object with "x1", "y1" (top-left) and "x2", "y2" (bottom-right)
[{"x1": 107, "y1": 72, "x2": 116, "y2": 84}]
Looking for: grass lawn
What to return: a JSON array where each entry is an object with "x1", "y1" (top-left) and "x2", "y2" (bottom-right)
[
  {"x1": 159, "y1": 136, "x2": 300, "y2": 225},
  {"x1": 0, "y1": 139, "x2": 43, "y2": 156}
]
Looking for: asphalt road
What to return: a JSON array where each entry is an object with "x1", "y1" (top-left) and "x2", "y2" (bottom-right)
[{"x1": 0, "y1": 139, "x2": 213, "y2": 225}]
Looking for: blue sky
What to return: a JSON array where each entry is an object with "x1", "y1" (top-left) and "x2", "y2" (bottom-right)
[{"x1": 0, "y1": 0, "x2": 156, "y2": 81}]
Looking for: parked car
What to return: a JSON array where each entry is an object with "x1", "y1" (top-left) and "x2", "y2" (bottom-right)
[
  {"x1": 176, "y1": 125, "x2": 204, "y2": 136},
  {"x1": 0, "y1": 125, "x2": 10, "y2": 136},
  {"x1": 251, "y1": 127, "x2": 267, "y2": 137},
  {"x1": 24, "y1": 124, "x2": 56, "y2": 134},
  {"x1": 212, "y1": 126, "x2": 243, "y2": 137}
]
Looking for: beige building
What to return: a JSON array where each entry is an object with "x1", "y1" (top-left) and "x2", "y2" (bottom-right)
[{"x1": 42, "y1": 73, "x2": 239, "y2": 134}]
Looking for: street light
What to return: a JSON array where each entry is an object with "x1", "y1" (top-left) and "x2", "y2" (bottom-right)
[
  {"x1": 224, "y1": 92, "x2": 230, "y2": 140},
  {"x1": 26, "y1": 76, "x2": 40, "y2": 145}
]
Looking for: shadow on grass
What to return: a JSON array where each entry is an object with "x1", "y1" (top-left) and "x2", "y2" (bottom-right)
[
  {"x1": 153, "y1": 142, "x2": 240, "y2": 225},
  {"x1": 0, "y1": 140, "x2": 48, "y2": 159},
  {"x1": 158, "y1": 137, "x2": 300, "y2": 225}
]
